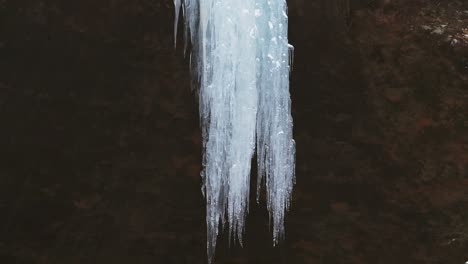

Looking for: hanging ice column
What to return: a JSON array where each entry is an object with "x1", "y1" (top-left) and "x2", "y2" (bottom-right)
[{"x1": 174, "y1": 0, "x2": 295, "y2": 262}]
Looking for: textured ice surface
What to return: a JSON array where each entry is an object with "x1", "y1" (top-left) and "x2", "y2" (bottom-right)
[{"x1": 174, "y1": 0, "x2": 295, "y2": 262}]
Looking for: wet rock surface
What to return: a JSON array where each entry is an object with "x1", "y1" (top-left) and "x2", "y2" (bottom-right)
[{"x1": 0, "y1": 0, "x2": 467, "y2": 263}]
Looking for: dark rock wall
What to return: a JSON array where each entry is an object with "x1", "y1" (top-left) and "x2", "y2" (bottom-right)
[{"x1": 0, "y1": 0, "x2": 466, "y2": 263}]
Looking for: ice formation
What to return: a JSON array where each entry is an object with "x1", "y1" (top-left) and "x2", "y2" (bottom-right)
[{"x1": 174, "y1": 0, "x2": 295, "y2": 262}]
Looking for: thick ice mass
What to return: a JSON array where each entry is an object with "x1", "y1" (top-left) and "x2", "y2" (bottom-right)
[{"x1": 174, "y1": 0, "x2": 295, "y2": 262}]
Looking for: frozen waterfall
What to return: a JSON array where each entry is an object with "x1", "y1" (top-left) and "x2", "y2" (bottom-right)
[{"x1": 173, "y1": 0, "x2": 295, "y2": 262}]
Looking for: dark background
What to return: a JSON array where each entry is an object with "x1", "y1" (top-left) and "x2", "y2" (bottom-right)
[{"x1": 0, "y1": 0, "x2": 467, "y2": 263}]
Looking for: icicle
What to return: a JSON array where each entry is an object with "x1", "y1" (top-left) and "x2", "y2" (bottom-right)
[
  {"x1": 174, "y1": 0, "x2": 295, "y2": 262},
  {"x1": 255, "y1": 0, "x2": 295, "y2": 245},
  {"x1": 173, "y1": 0, "x2": 181, "y2": 47}
]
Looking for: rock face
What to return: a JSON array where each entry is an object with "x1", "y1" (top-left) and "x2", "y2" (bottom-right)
[{"x1": 0, "y1": 0, "x2": 466, "y2": 263}]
